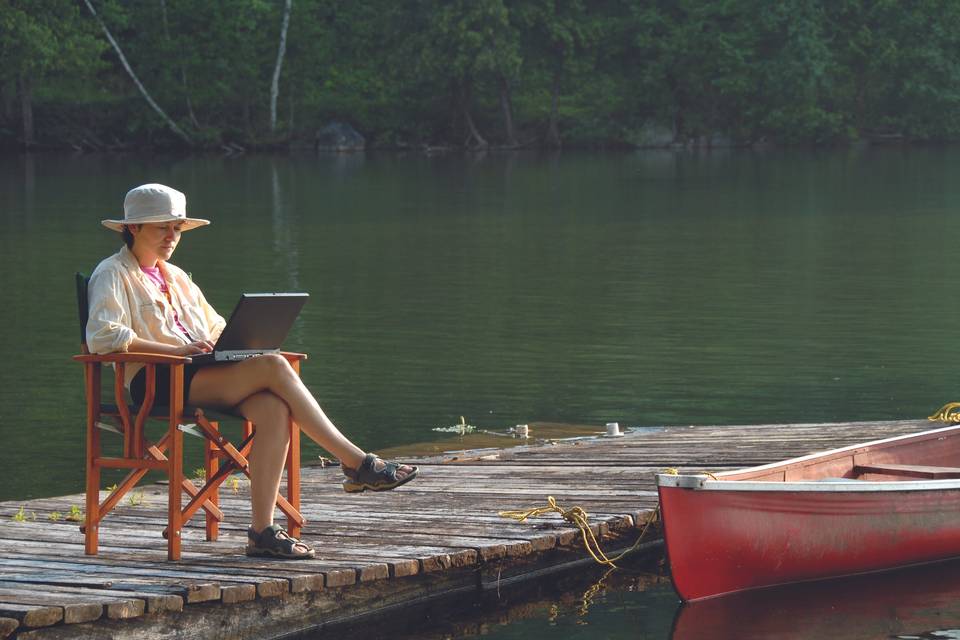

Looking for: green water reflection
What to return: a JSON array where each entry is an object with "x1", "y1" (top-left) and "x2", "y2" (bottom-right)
[
  {"x1": 343, "y1": 559, "x2": 960, "y2": 640},
  {"x1": 3, "y1": 148, "x2": 960, "y2": 500}
]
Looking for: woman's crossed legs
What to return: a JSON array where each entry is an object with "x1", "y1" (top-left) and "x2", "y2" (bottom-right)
[{"x1": 187, "y1": 354, "x2": 415, "y2": 548}]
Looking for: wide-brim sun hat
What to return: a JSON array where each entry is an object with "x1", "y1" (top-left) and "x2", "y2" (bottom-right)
[{"x1": 101, "y1": 183, "x2": 210, "y2": 232}]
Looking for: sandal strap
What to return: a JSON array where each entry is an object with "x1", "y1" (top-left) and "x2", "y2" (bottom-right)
[
  {"x1": 248, "y1": 524, "x2": 307, "y2": 554},
  {"x1": 344, "y1": 454, "x2": 401, "y2": 483},
  {"x1": 378, "y1": 460, "x2": 400, "y2": 481},
  {"x1": 343, "y1": 453, "x2": 375, "y2": 481}
]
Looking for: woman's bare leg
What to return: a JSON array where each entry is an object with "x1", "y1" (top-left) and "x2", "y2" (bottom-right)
[
  {"x1": 189, "y1": 354, "x2": 366, "y2": 468},
  {"x1": 238, "y1": 391, "x2": 291, "y2": 532},
  {"x1": 188, "y1": 354, "x2": 414, "y2": 479}
]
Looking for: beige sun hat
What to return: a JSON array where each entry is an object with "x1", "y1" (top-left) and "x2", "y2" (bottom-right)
[{"x1": 101, "y1": 183, "x2": 210, "y2": 232}]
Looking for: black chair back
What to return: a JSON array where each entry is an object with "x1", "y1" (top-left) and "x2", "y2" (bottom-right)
[{"x1": 75, "y1": 272, "x2": 90, "y2": 351}]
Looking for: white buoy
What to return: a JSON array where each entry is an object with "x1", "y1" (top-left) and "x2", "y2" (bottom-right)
[{"x1": 605, "y1": 422, "x2": 623, "y2": 437}]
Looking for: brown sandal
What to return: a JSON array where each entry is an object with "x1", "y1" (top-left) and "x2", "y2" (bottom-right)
[
  {"x1": 342, "y1": 453, "x2": 419, "y2": 493},
  {"x1": 246, "y1": 524, "x2": 315, "y2": 559}
]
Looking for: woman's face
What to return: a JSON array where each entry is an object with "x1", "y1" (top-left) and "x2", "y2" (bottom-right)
[{"x1": 131, "y1": 222, "x2": 184, "y2": 264}]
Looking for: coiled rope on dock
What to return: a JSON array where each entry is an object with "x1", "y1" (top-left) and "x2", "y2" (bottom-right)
[
  {"x1": 929, "y1": 402, "x2": 960, "y2": 424},
  {"x1": 498, "y1": 493, "x2": 662, "y2": 569}
]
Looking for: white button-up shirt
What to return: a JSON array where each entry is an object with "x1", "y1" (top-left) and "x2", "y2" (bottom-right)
[{"x1": 86, "y1": 246, "x2": 226, "y2": 388}]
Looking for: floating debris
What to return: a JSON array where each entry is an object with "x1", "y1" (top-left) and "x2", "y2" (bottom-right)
[
  {"x1": 433, "y1": 416, "x2": 477, "y2": 436},
  {"x1": 511, "y1": 424, "x2": 531, "y2": 438}
]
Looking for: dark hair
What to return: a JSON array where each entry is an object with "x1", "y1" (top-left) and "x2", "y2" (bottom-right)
[{"x1": 121, "y1": 225, "x2": 138, "y2": 249}]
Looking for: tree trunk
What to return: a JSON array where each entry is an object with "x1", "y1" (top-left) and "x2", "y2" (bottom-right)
[
  {"x1": 83, "y1": 0, "x2": 191, "y2": 145},
  {"x1": 159, "y1": 0, "x2": 200, "y2": 128},
  {"x1": 270, "y1": 0, "x2": 293, "y2": 133},
  {"x1": 288, "y1": 87, "x2": 295, "y2": 131},
  {"x1": 180, "y1": 69, "x2": 200, "y2": 129},
  {"x1": 460, "y1": 80, "x2": 487, "y2": 149},
  {"x1": 1, "y1": 80, "x2": 16, "y2": 122},
  {"x1": 19, "y1": 74, "x2": 34, "y2": 148},
  {"x1": 544, "y1": 71, "x2": 561, "y2": 149},
  {"x1": 499, "y1": 75, "x2": 517, "y2": 147}
]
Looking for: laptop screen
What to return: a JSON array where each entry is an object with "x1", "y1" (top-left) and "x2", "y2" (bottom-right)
[{"x1": 213, "y1": 293, "x2": 309, "y2": 351}]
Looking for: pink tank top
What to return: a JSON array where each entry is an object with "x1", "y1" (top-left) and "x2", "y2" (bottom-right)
[{"x1": 140, "y1": 265, "x2": 194, "y2": 341}]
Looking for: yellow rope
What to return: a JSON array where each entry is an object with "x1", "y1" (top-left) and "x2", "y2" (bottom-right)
[
  {"x1": 603, "y1": 504, "x2": 660, "y2": 564},
  {"x1": 499, "y1": 488, "x2": 671, "y2": 569},
  {"x1": 577, "y1": 566, "x2": 615, "y2": 617},
  {"x1": 929, "y1": 402, "x2": 960, "y2": 424},
  {"x1": 499, "y1": 467, "x2": 727, "y2": 569},
  {"x1": 665, "y1": 467, "x2": 718, "y2": 480},
  {"x1": 499, "y1": 496, "x2": 619, "y2": 567}
]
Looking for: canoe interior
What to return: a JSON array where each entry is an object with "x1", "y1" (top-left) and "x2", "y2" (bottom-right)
[{"x1": 716, "y1": 423, "x2": 960, "y2": 482}]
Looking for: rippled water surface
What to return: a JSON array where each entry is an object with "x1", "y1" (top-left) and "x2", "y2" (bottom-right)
[
  {"x1": 3, "y1": 148, "x2": 960, "y2": 500},
  {"x1": 325, "y1": 559, "x2": 960, "y2": 640}
]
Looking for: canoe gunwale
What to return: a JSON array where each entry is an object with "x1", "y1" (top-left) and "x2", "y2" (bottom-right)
[
  {"x1": 656, "y1": 422, "x2": 960, "y2": 492},
  {"x1": 656, "y1": 474, "x2": 960, "y2": 492}
]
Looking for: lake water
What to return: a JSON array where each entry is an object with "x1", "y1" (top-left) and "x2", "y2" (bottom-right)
[
  {"x1": 324, "y1": 558, "x2": 960, "y2": 640},
  {"x1": 3, "y1": 148, "x2": 960, "y2": 499},
  {"x1": 4, "y1": 147, "x2": 960, "y2": 637}
]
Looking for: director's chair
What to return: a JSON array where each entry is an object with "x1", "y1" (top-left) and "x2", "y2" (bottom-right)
[{"x1": 73, "y1": 273, "x2": 305, "y2": 560}]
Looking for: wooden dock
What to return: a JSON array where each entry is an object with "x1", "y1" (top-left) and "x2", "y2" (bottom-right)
[{"x1": 0, "y1": 419, "x2": 934, "y2": 639}]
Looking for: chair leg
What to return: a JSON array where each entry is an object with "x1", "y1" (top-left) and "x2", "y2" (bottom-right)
[
  {"x1": 147, "y1": 435, "x2": 224, "y2": 524},
  {"x1": 84, "y1": 363, "x2": 101, "y2": 555},
  {"x1": 286, "y1": 418, "x2": 302, "y2": 538},
  {"x1": 176, "y1": 421, "x2": 253, "y2": 528},
  {"x1": 234, "y1": 422, "x2": 304, "y2": 529},
  {"x1": 284, "y1": 357, "x2": 305, "y2": 536},
  {"x1": 167, "y1": 368, "x2": 185, "y2": 560},
  {"x1": 204, "y1": 421, "x2": 220, "y2": 541},
  {"x1": 167, "y1": 438, "x2": 183, "y2": 558}
]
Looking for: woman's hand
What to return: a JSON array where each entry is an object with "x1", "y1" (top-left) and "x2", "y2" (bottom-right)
[
  {"x1": 128, "y1": 336, "x2": 213, "y2": 357},
  {"x1": 170, "y1": 340, "x2": 214, "y2": 356}
]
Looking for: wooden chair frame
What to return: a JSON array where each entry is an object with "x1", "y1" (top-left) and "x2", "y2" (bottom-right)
[{"x1": 73, "y1": 273, "x2": 305, "y2": 560}]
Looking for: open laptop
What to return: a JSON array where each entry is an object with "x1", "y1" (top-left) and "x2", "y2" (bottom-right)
[{"x1": 190, "y1": 293, "x2": 309, "y2": 365}]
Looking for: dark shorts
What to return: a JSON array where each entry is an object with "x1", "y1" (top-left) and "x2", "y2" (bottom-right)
[{"x1": 130, "y1": 364, "x2": 202, "y2": 406}]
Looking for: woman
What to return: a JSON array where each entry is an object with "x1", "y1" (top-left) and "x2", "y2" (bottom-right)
[{"x1": 87, "y1": 183, "x2": 417, "y2": 559}]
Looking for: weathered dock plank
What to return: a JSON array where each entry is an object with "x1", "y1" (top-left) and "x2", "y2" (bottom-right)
[
  {"x1": 0, "y1": 618, "x2": 17, "y2": 638},
  {"x1": 0, "y1": 604, "x2": 60, "y2": 630},
  {"x1": 0, "y1": 419, "x2": 934, "y2": 638},
  {"x1": 0, "y1": 590, "x2": 103, "y2": 625}
]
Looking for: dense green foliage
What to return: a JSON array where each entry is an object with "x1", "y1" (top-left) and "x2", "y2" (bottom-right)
[{"x1": 3, "y1": 0, "x2": 960, "y2": 150}]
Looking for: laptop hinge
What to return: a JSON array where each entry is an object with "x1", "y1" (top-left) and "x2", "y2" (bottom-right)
[{"x1": 215, "y1": 349, "x2": 280, "y2": 361}]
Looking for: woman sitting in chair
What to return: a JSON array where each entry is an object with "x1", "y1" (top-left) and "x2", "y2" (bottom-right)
[{"x1": 87, "y1": 183, "x2": 418, "y2": 559}]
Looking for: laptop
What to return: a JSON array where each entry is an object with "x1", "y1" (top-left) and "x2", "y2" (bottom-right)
[{"x1": 190, "y1": 293, "x2": 309, "y2": 365}]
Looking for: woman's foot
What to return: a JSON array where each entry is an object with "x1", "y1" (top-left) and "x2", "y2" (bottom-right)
[
  {"x1": 246, "y1": 524, "x2": 315, "y2": 559},
  {"x1": 342, "y1": 453, "x2": 419, "y2": 493}
]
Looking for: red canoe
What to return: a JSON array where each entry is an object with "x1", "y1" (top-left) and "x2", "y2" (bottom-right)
[{"x1": 656, "y1": 423, "x2": 960, "y2": 601}]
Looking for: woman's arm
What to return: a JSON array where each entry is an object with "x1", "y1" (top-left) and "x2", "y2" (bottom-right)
[
  {"x1": 128, "y1": 336, "x2": 214, "y2": 357},
  {"x1": 87, "y1": 268, "x2": 136, "y2": 354},
  {"x1": 88, "y1": 265, "x2": 213, "y2": 356}
]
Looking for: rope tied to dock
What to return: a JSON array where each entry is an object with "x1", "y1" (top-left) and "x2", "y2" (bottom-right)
[
  {"x1": 499, "y1": 496, "x2": 619, "y2": 567},
  {"x1": 929, "y1": 402, "x2": 960, "y2": 424},
  {"x1": 499, "y1": 468, "x2": 706, "y2": 570},
  {"x1": 499, "y1": 495, "x2": 662, "y2": 569},
  {"x1": 664, "y1": 467, "x2": 718, "y2": 480}
]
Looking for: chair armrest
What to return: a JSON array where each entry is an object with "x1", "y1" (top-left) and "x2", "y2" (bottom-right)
[
  {"x1": 73, "y1": 352, "x2": 193, "y2": 365},
  {"x1": 280, "y1": 351, "x2": 308, "y2": 362}
]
